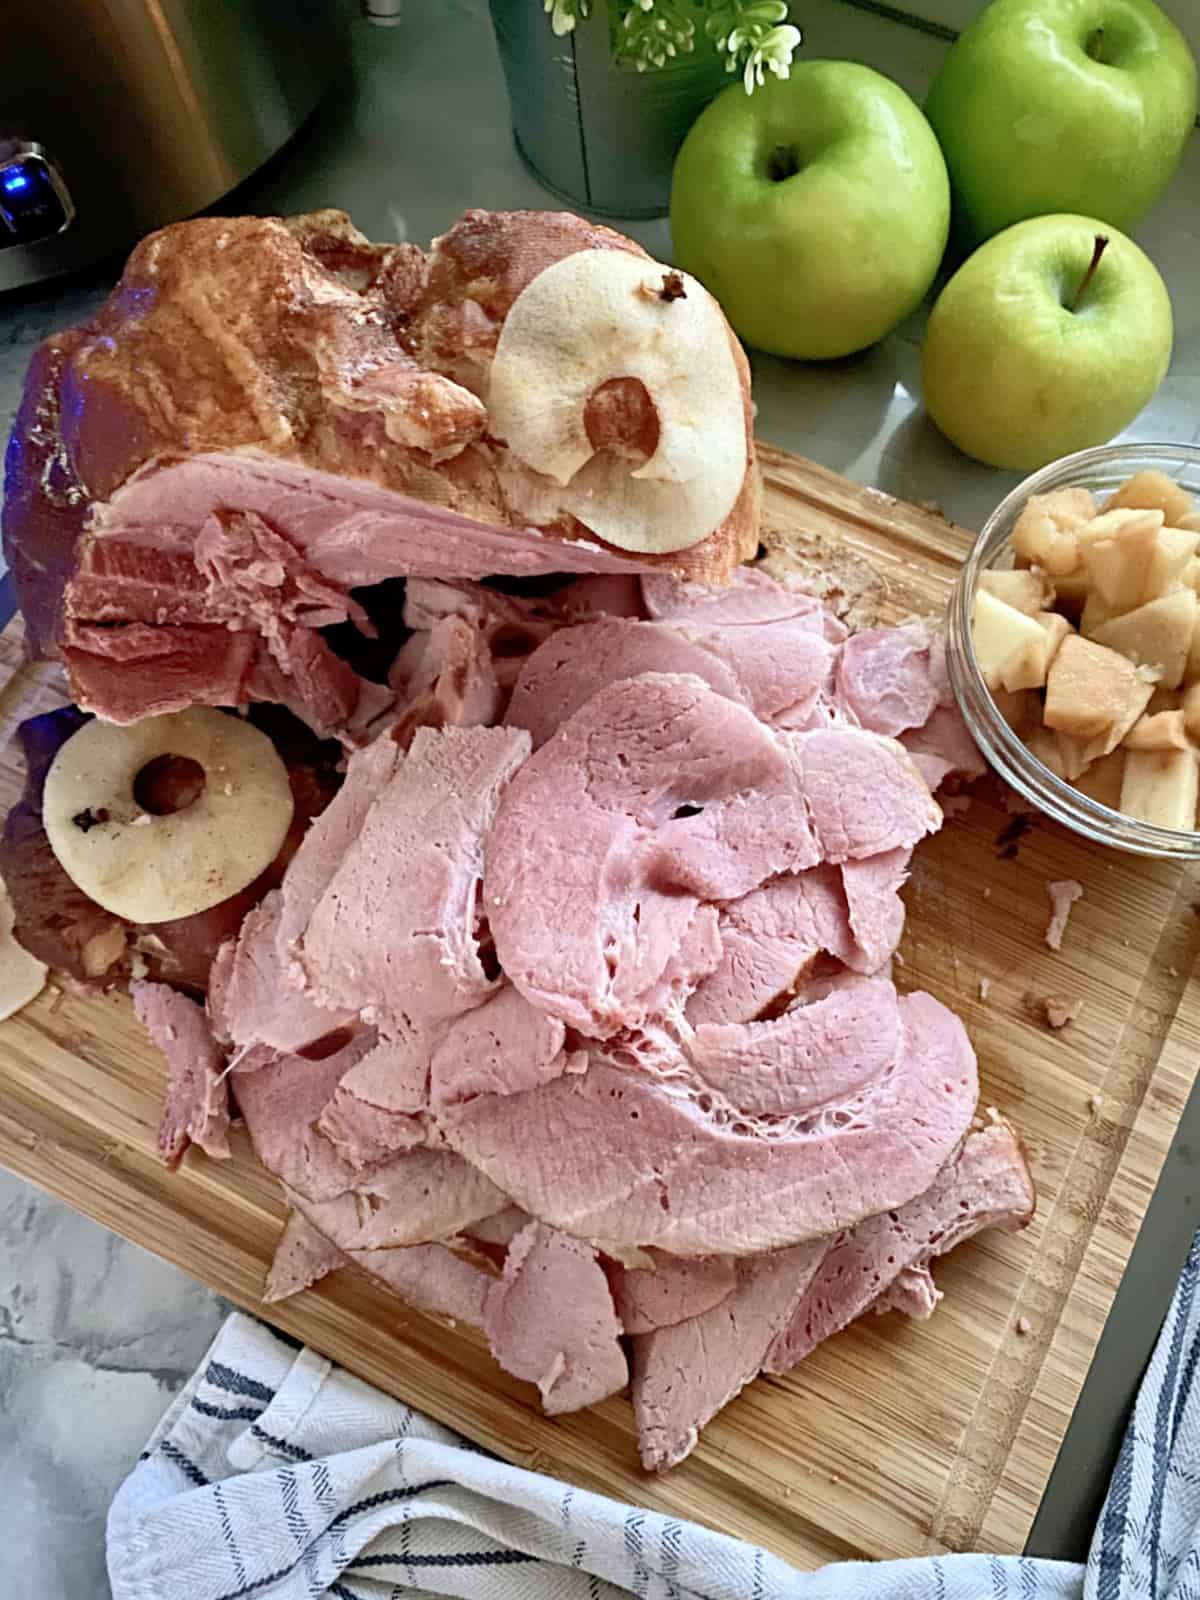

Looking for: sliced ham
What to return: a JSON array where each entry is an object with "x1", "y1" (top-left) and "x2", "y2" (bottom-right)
[
  {"x1": 686, "y1": 980, "x2": 904, "y2": 1118},
  {"x1": 263, "y1": 1211, "x2": 347, "y2": 1303},
  {"x1": 131, "y1": 980, "x2": 231, "y2": 1169},
  {"x1": 289, "y1": 1149, "x2": 504, "y2": 1250},
  {"x1": 835, "y1": 625, "x2": 940, "y2": 737},
  {"x1": 300, "y1": 725, "x2": 530, "y2": 1028},
  {"x1": 840, "y1": 848, "x2": 910, "y2": 975},
  {"x1": 612, "y1": 1252, "x2": 738, "y2": 1336},
  {"x1": 441, "y1": 990, "x2": 977, "y2": 1255},
  {"x1": 486, "y1": 673, "x2": 820, "y2": 1037},
  {"x1": 631, "y1": 1241, "x2": 826, "y2": 1471},
  {"x1": 787, "y1": 727, "x2": 941, "y2": 862},
  {"x1": 684, "y1": 866, "x2": 853, "y2": 1026},
  {"x1": 505, "y1": 618, "x2": 744, "y2": 750},
  {"x1": 763, "y1": 1119, "x2": 1035, "y2": 1375},
  {"x1": 505, "y1": 613, "x2": 834, "y2": 750},
  {"x1": 352, "y1": 1242, "x2": 492, "y2": 1328},
  {"x1": 484, "y1": 1222, "x2": 627, "y2": 1414},
  {"x1": 234, "y1": 1031, "x2": 384, "y2": 1202},
  {"x1": 209, "y1": 892, "x2": 350, "y2": 1056},
  {"x1": 640, "y1": 568, "x2": 827, "y2": 628},
  {"x1": 430, "y1": 985, "x2": 574, "y2": 1107}
]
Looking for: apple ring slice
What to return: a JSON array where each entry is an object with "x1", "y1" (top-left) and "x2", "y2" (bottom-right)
[
  {"x1": 487, "y1": 248, "x2": 748, "y2": 555},
  {"x1": 43, "y1": 708, "x2": 294, "y2": 924}
]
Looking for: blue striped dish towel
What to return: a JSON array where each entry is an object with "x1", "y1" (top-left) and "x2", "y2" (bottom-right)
[{"x1": 106, "y1": 1232, "x2": 1200, "y2": 1599}]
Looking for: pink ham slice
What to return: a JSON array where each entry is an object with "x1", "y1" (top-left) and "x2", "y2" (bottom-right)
[
  {"x1": 96, "y1": 450, "x2": 657, "y2": 593},
  {"x1": 60, "y1": 448, "x2": 657, "y2": 734},
  {"x1": 763, "y1": 1119, "x2": 1034, "y2": 1375},
  {"x1": 212, "y1": 731, "x2": 405, "y2": 1055},
  {"x1": 429, "y1": 984, "x2": 577, "y2": 1107},
  {"x1": 234, "y1": 1031, "x2": 386, "y2": 1202},
  {"x1": 352, "y1": 1243, "x2": 492, "y2": 1328},
  {"x1": 208, "y1": 892, "x2": 350, "y2": 1057},
  {"x1": 131, "y1": 980, "x2": 231, "y2": 1169},
  {"x1": 641, "y1": 568, "x2": 831, "y2": 629},
  {"x1": 485, "y1": 673, "x2": 821, "y2": 1037},
  {"x1": 840, "y1": 848, "x2": 910, "y2": 975},
  {"x1": 505, "y1": 619, "x2": 744, "y2": 750},
  {"x1": 786, "y1": 727, "x2": 941, "y2": 863},
  {"x1": 300, "y1": 724, "x2": 530, "y2": 1029},
  {"x1": 686, "y1": 980, "x2": 904, "y2": 1118},
  {"x1": 289, "y1": 1149, "x2": 504, "y2": 1251},
  {"x1": 835, "y1": 625, "x2": 941, "y2": 737},
  {"x1": 684, "y1": 865, "x2": 853, "y2": 1026},
  {"x1": 484, "y1": 1221, "x2": 627, "y2": 1414},
  {"x1": 612, "y1": 1252, "x2": 738, "y2": 1336},
  {"x1": 505, "y1": 612, "x2": 834, "y2": 751},
  {"x1": 263, "y1": 1211, "x2": 347, "y2": 1303},
  {"x1": 632, "y1": 1240, "x2": 827, "y2": 1471},
  {"x1": 441, "y1": 990, "x2": 977, "y2": 1256}
]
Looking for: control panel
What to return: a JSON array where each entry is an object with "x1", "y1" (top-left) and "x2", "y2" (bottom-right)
[{"x1": 0, "y1": 142, "x2": 74, "y2": 249}]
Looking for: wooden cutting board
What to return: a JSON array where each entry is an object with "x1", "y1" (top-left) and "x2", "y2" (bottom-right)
[{"x1": 1, "y1": 441, "x2": 1197, "y2": 1570}]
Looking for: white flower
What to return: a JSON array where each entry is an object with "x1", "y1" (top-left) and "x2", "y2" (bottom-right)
[
  {"x1": 544, "y1": 0, "x2": 590, "y2": 36},
  {"x1": 742, "y1": 22, "x2": 801, "y2": 91}
]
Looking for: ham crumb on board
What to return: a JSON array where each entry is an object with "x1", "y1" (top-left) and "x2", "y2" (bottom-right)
[
  {"x1": 1045, "y1": 879, "x2": 1083, "y2": 951},
  {"x1": 1016, "y1": 1315, "x2": 1032, "y2": 1337},
  {"x1": 1043, "y1": 997, "x2": 1082, "y2": 1030},
  {"x1": 978, "y1": 977, "x2": 991, "y2": 1001}
]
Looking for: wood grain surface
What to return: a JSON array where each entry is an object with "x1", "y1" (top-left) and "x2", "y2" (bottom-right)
[{"x1": 0, "y1": 441, "x2": 1195, "y2": 1569}]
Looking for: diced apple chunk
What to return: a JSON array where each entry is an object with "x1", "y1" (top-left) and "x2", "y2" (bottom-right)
[
  {"x1": 972, "y1": 589, "x2": 1054, "y2": 691},
  {"x1": 1176, "y1": 512, "x2": 1200, "y2": 534},
  {"x1": 1105, "y1": 469, "x2": 1195, "y2": 526},
  {"x1": 1145, "y1": 528, "x2": 1200, "y2": 600},
  {"x1": 1012, "y1": 488, "x2": 1096, "y2": 576},
  {"x1": 1119, "y1": 748, "x2": 1200, "y2": 831},
  {"x1": 1090, "y1": 589, "x2": 1197, "y2": 689},
  {"x1": 1074, "y1": 749, "x2": 1126, "y2": 809},
  {"x1": 1123, "y1": 710, "x2": 1190, "y2": 751},
  {"x1": 1077, "y1": 509, "x2": 1164, "y2": 607},
  {"x1": 1044, "y1": 633, "x2": 1153, "y2": 740},
  {"x1": 978, "y1": 568, "x2": 1056, "y2": 614}
]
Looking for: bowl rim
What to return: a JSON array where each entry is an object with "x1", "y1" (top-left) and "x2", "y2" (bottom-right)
[{"x1": 948, "y1": 441, "x2": 1200, "y2": 859}]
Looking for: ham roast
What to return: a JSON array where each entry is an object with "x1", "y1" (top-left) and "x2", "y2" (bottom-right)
[
  {"x1": 0, "y1": 201, "x2": 1025, "y2": 1473},
  {"x1": 3, "y1": 208, "x2": 758, "y2": 737}
]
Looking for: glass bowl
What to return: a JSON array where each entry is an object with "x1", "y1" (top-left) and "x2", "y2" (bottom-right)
[{"x1": 946, "y1": 442, "x2": 1200, "y2": 859}]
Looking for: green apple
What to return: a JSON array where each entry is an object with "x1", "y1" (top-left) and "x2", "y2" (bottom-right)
[
  {"x1": 670, "y1": 61, "x2": 950, "y2": 360},
  {"x1": 926, "y1": 0, "x2": 1197, "y2": 249},
  {"x1": 921, "y1": 214, "x2": 1172, "y2": 472}
]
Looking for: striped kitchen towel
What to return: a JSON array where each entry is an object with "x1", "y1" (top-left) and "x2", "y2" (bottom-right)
[{"x1": 106, "y1": 1230, "x2": 1200, "y2": 1599}]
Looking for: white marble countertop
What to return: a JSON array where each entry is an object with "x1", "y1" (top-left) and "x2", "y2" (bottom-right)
[{"x1": 0, "y1": 2, "x2": 1197, "y2": 1594}]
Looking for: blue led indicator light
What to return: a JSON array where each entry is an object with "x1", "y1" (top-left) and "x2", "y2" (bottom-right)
[{"x1": 3, "y1": 171, "x2": 30, "y2": 194}]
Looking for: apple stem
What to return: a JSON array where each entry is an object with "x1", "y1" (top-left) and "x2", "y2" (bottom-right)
[
  {"x1": 1070, "y1": 235, "x2": 1109, "y2": 313},
  {"x1": 1085, "y1": 26, "x2": 1105, "y2": 61}
]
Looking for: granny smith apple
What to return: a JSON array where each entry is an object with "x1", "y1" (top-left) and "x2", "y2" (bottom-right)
[
  {"x1": 921, "y1": 214, "x2": 1172, "y2": 472},
  {"x1": 671, "y1": 61, "x2": 950, "y2": 360},
  {"x1": 926, "y1": 0, "x2": 1197, "y2": 249}
]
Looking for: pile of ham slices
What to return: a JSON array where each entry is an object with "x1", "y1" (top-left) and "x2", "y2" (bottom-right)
[{"x1": 131, "y1": 564, "x2": 1034, "y2": 1472}]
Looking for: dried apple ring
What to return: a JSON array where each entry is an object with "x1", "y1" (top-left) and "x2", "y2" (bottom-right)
[
  {"x1": 42, "y1": 708, "x2": 294, "y2": 923},
  {"x1": 487, "y1": 249, "x2": 748, "y2": 555}
]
